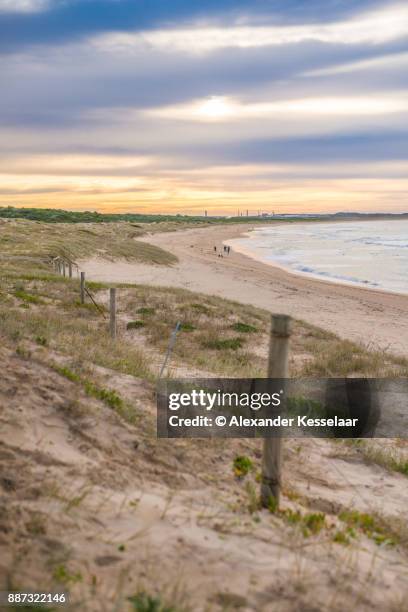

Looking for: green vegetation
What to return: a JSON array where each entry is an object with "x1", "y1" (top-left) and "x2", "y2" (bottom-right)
[
  {"x1": 0, "y1": 205, "x2": 328, "y2": 225},
  {"x1": 179, "y1": 322, "x2": 196, "y2": 332},
  {"x1": 287, "y1": 396, "x2": 325, "y2": 418},
  {"x1": 128, "y1": 592, "x2": 176, "y2": 612},
  {"x1": 0, "y1": 206, "x2": 207, "y2": 225},
  {"x1": 274, "y1": 508, "x2": 326, "y2": 537},
  {"x1": 54, "y1": 365, "x2": 80, "y2": 383},
  {"x1": 54, "y1": 364, "x2": 132, "y2": 420},
  {"x1": 302, "y1": 512, "x2": 326, "y2": 535},
  {"x1": 233, "y1": 455, "x2": 254, "y2": 478},
  {"x1": 53, "y1": 564, "x2": 83, "y2": 585},
  {"x1": 127, "y1": 320, "x2": 145, "y2": 329},
  {"x1": 83, "y1": 380, "x2": 124, "y2": 411},
  {"x1": 267, "y1": 495, "x2": 279, "y2": 514},
  {"x1": 14, "y1": 289, "x2": 45, "y2": 305},
  {"x1": 332, "y1": 527, "x2": 357, "y2": 545},
  {"x1": 231, "y1": 322, "x2": 258, "y2": 333},
  {"x1": 35, "y1": 335, "x2": 47, "y2": 346},
  {"x1": 137, "y1": 307, "x2": 156, "y2": 315},
  {"x1": 339, "y1": 510, "x2": 397, "y2": 546},
  {"x1": 203, "y1": 337, "x2": 245, "y2": 351}
]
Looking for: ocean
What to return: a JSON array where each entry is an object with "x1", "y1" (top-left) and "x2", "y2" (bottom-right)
[{"x1": 229, "y1": 219, "x2": 408, "y2": 295}]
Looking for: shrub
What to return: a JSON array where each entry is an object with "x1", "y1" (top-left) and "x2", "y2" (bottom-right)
[
  {"x1": 180, "y1": 322, "x2": 196, "y2": 332},
  {"x1": 83, "y1": 381, "x2": 124, "y2": 411},
  {"x1": 127, "y1": 320, "x2": 145, "y2": 330},
  {"x1": 54, "y1": 365, "x2": 80, "y2": 383},
  {"x1": 191, "y1": 302, "x2": 211, "y2": 314},
  {"x1": 203, "y1": 337, "x2": 244, "y2": 351},
  {"x1": 137, "y1": 307, "x2": 156, "y2": 316},
  {"x1": 128, "y1": 592, "x2": 175, "y2": 612},
  {"x1": 14, "y1": 289, "x2": 44, "y2": 305},
  {"x1": 332, "y1": 527, "x2": 357, "y2": 545},
  {"x1": 339, "y1": 510, "x2": 396, "y2": 546},
  {"x1": 233, "y1": 455, "x2": 253, "y2": 477},
  {"x1": 231, "y1": 322, "x2": 258, "y2": 333}
]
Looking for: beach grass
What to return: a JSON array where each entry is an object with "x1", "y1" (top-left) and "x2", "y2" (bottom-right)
[
  {"x1": 344, "y1": 439, "x2": 408, "y2": 476},
  {"x1": 120, "y1": 284, "x2": 408, "y2": 378},
  {"x1": 0, "y1": 218, "x2": 177, "y2": 271}
]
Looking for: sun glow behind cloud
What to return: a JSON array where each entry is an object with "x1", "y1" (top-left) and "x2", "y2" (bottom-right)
[{"x1": 147, "y1": 94, "x2": 408, "y2": 122}]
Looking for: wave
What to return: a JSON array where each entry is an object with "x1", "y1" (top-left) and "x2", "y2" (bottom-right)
[{"x1": 229, "y1": 219, "x2": 408, "y2": 295}]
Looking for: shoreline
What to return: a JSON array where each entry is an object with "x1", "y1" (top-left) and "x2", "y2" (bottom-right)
[
  {"x1": 224, "y1": 227, "x2": 408, "y2": 299},
  {"x1": 80, "y1": 223, "x2": 408, "y2": 356}
]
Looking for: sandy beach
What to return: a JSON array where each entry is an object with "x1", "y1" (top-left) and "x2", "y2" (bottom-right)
[{"x1": 81, "y1": 223, "x2": 408, "y2": 356}]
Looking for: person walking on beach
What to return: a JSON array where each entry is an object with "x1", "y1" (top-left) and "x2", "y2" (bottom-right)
[{"x1": 214, "y1": 246, "x2": 217, "y2": 253}]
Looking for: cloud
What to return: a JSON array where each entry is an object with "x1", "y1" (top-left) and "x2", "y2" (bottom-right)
[
  {"x1": 0, "y1": 0, "x2": 49, "y2": 13},
  {"x1": 303, "y1": 51, "x2": 408, "y2": 77},
  {"x1": 0, "y1": 1, "x2": 388, "y2": 53},
  {"x1": 94, "y1": 4, "x2": 408, "y2": 54},
  {"x1": 0, "y1": 153, "x2": 154, "y2": 175}
]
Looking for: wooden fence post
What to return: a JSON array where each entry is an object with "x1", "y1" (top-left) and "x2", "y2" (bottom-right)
[
  {"x1": 110, "y1": 288, "x2": 117, "y2": 339},
  {"x1": 80, "y1": 272, "x2": 85, "y2": 304},
  {"x1": 260, "y1": 314, "x2": 291, "y2": 508}
]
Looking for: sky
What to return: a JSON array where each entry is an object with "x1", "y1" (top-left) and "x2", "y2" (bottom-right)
[{"x1": 0, "y1": 0, "x2": 407, "y2": 215}]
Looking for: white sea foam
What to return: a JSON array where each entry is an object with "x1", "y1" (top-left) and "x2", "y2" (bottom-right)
[{"x1": 228, "y1": 219, "x2": 408, "y2": 295}]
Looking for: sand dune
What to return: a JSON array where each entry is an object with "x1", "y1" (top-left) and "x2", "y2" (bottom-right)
[{"x1": 2, "y1": 343, "x2": 408, "y2": 610}]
